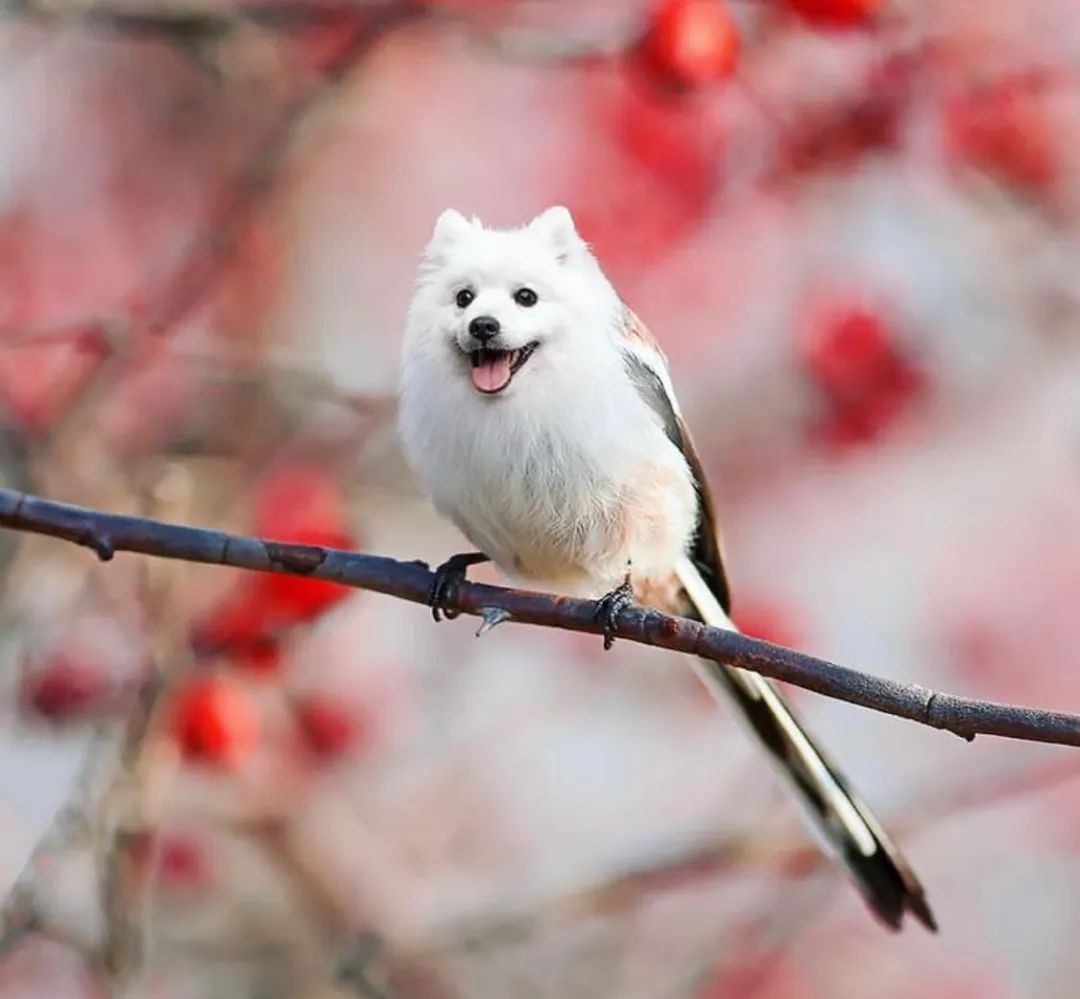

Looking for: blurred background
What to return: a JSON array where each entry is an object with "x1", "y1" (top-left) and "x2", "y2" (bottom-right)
[{"x1": 0, "y1": 0, "x2": 1079, "y2": 994}]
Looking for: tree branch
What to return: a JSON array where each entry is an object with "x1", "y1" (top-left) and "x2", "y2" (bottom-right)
[{"x1": 0, "y1": 486, "x2": 1078, "y2": 748}]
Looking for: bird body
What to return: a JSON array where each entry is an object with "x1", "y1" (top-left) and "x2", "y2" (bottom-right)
[{"x1": 398, "y1": 206, "x2": 934, "y2": 931}]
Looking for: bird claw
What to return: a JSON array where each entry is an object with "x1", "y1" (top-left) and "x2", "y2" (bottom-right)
[
  {"x1": 475, "y1": 606, "x2": 510, "y2": 636},
  {"x1": 429, "y1": 552, "x2": 488, "y2": 622},
  {"x1": 594, "y1": 579, "x2": 634, "y2": 650}
]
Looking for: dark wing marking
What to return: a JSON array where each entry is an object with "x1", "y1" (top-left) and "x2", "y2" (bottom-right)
[
  {"x1": 622, "y1": 349, "x2": 680, "y2": 448},
  {"x1": 622, "y1": 349, "x2": 732, "y2": 615}
]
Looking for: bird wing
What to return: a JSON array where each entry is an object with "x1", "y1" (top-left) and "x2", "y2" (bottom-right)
[{"x1": 619, "y1": 307, "x2": 731, "y2": 614}]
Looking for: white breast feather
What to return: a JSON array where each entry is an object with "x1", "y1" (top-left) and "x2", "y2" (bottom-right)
[{"x1": 399, "y1": 313, "x2": 697, "y2": 596}]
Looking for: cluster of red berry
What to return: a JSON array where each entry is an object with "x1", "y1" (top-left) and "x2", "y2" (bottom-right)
[
  {"x1": 641, "y1": 0, "x2": 879, "y2": 90},
  {"x1": 614, "y1": 0, "x2": 1066, "y2": 455},
  {"x1": 178, "y1": 463, "x2": 367, "y2": 767},
  {"x1": 20, "y1": 463, "x2": 366, "y2": 769}
]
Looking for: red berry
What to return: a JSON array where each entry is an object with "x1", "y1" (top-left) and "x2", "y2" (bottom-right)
[
  {"x1": 0, "y1": 338, "x2": 103, "y2": 435},
  {"x1": 128, "y1": 830, "x2": 209, "y2": 891},
  {"x1": 169, "y1": 677, "x2": 259, "y2": 767},
  {"x1": 230, "y1": 637, "x2": 283, "y2": 677},
  {"x1": 642, "y1": 0, "x2": 740, "y2": 88},
  {"x1": 157, "y1": 833, "x2": 208, "y2": 889},
  {"x1": 784, "y1": 0, "x2": 881, "y2": 27},
  {"x1": 733, "y1": 603, "x2": 801, "y2": 650},
  {"x1": 295, "y1": 695, "x2": 363, "y2": 760},
  {"x1": 778, "y1": 54, "x2": 912, "y2": 177},
  {"x1": 252, "y1": 463, "x2": 348, "y2": 541},
  {"x1": 250, "y1": 464, "x2": 355, "y2": 625},
  {"x1": 800, "y1": 305, "x2": 894, "y2": 398},
  {"x1": 944, "y1": 73, "x2": 1059, "y2": 196},
  {"x1": 568, "y1": 73, "x2": 724, "y2": 277},
  {"x1": 192, "y1": 609, "x2": 284, "y2": 676},
  {"x1": 190, "y1": 562, "x2": 349, "y2": 660},
  {"x1": 20, "y1": 656, "x2": 110, "y2": 722},
  {"x1": 190, "y1": 593, "x2": 270, "y2": 654},
  {"x1": 191, "y1": 466, "x2": 357, "y2": 652},
  {"x1": 251, "y1": 529, "x2": 354, "y2": 625},
  {"x1": 798, "y1": 300, "x2": 924, "y2": 447}
]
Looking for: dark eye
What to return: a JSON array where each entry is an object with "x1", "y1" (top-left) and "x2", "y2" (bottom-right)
[
  {"x1": 455, "y1": 288, "x2": 475, "y2": 309},
  {"x1": 514, "y1": 287, "x2": 538, "y2": 308}
]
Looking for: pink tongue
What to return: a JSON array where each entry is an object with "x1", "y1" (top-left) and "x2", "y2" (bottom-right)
[{"x1": 471, "y1": 354, "x2": 512, "y2": 393}]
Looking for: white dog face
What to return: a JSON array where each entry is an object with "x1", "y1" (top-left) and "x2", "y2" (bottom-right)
[{"x1": 405, "y1": 206, "x2": 620, "y2": 397}]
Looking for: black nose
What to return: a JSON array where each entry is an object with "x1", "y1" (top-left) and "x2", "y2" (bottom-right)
[{"x1": 468, "y1": 315, "x2": 500, "y2": 342}]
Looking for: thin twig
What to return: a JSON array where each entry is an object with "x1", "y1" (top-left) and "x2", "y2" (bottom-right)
[
  {"x1": 3, "y1": 0, "x2": 383, "y2": 38},
  {"x1": 0, "y1": 487, "x2": 1078, "y2": 748}
]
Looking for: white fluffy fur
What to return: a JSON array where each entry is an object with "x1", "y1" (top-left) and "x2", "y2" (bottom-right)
[{"x1": 398, "y1": 207, "x2": 697, "y2": 597}]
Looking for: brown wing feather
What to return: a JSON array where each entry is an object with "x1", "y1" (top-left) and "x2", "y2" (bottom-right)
[{"x1": 622, "y1": 306, "x2": 663, "y2": 353}]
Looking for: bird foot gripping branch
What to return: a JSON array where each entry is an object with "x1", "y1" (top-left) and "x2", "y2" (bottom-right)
[
  {"x1": 593, "y1": 578, "x2": 634, "y2": 651},
  {"x1": 428, "y1": 551, "x2": 490, "y2": 622}
]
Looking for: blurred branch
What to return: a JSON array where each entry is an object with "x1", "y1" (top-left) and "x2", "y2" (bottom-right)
[
  {"x1": 1, "y1": 0, "x2": 418, "y2": 451},
  {"x1": 0, "y1": 318, "x2": 396, "y2": 422},
  {"x1": 2, "y1": 0, "x2": 405, "y2": 40},
  {"x1": 0, "y1": 724, "x2": 118, "y2": 959},
  {"x1": 465, "y1": 12, "x2": 644, "y2": 66},
  {"x1": 5, "y1": 0, "x2": 637, "y2": 64},
  {"x1": 451, "y1": 752, "x2": 1080, "y2": 948},
  {"x1": 131, "y1": 0, "x2": 419, "y2": 340},
  {"x1": 97, "y1": 666, "x2": 171, "y2": 986},
  {"x1": 2, "y1": 0, "x2": 417, "y2": 338},
  {"x1": 1, "y1": 488, "x2": 1080, "y2": 748}
]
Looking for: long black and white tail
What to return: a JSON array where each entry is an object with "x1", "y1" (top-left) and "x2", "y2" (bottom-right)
[{"x1": 675, "y1": 557, "x2": 936, "y2": 932}]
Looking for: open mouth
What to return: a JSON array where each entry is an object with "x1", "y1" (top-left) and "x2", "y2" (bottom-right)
[{"x1": 469, "y1": 342, "x2": 538, "y2": 394}]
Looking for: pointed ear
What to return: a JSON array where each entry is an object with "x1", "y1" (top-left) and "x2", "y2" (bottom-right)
[
  {"x1": 425, "y1": 208, "x2": 473, "y2": 249},
  {"x1": 419, "y1": 209, "x2": 475, "y2": 271},
  {"x1": 529, "y1": 206, "x2": 582, "y2": 262}
]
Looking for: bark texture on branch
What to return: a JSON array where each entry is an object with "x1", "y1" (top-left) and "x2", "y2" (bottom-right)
[{"x1": 1, "y1": 486, "x2": 1079, "y2": 748}]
